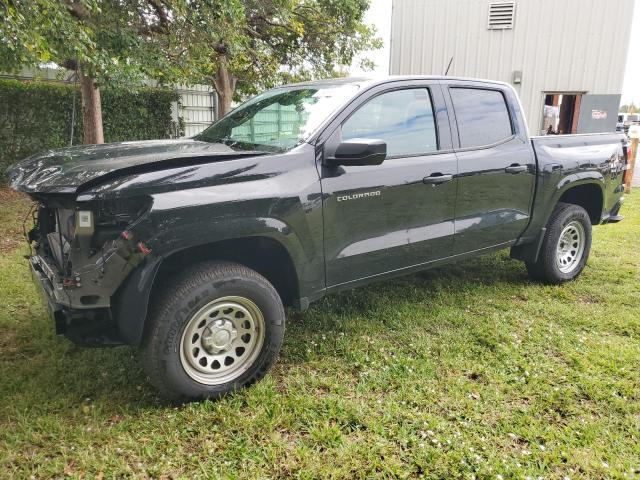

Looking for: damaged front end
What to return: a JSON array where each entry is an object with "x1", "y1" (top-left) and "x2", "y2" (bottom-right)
[
  {"x1": 27, "y1": 194, "x2": 154, "y2": 346},
  {"x1": 6, "y1": 138, "x2": 269, "y2": 347}
]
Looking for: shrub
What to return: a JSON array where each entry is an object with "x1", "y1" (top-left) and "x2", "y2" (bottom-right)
[{"x1": 0, "y1": 78, "x2": 183, "y2": 177}]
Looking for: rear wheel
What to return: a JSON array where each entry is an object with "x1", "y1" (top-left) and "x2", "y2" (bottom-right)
[
  {"x1": 525, "y1": 202, "x2": 592, "y2": 284},
  {"x1": 142, "y1": 261, "x2": 285, "y2": 402}
]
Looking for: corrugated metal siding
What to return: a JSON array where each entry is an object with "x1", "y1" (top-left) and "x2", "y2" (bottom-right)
[
  {"x1": 177, "y1": 84, "x2": 216, "y2": 138},
  {"x1": 390, "y1": 0, "x2": 635, "y2": 133}
]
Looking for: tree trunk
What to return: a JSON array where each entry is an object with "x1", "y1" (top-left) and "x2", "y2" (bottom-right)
[
  {"x1": 79, "y1": 70, "x2": 104, "y2": 144},
  {"x1": 213, "y1": 57, "x2": 237, "y2": 119}
]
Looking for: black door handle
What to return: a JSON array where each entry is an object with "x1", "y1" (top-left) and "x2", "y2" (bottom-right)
[
  {"x1": 505, "y1": 164, "x2": 528, "y2": 174},
  {"x1": 423, "y1": 173, "x2": 453, "y2": 185}
]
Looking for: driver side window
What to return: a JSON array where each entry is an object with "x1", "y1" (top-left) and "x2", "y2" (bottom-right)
[{"x1": 341, "y1": 88, "x2": 438, "y2": 157}]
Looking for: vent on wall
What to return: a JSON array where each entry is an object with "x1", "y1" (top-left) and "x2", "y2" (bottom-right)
[{"x1": 487, "y1": 2, "x2": 516, "y2": 30}]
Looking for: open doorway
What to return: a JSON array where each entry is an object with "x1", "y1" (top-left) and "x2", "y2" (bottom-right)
[{"x1": 541, "y1": 93, "x2": 584, "y2": 135}]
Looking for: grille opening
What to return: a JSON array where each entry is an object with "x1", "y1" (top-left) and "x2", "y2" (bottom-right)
[{"x1": 488, "y1": 2, "x2": 516, "y2": 30}]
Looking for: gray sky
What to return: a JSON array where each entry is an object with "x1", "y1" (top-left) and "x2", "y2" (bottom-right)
[
  {"x1": 350, "y1": 0, "x2": 392, "y2": 77},
  {"x1": 352, "y1": 0, "x2": 640, "y2": 105}
]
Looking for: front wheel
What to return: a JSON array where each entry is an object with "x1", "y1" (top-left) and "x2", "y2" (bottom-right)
[
  {"x1": 525, "y1": 202, "x2": 592, "y2": 284},
  {"x1": 142, "y1": 261, "x2": 285, "y2": 402}
]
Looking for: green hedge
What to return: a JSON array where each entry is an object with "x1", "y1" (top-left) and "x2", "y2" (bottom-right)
[{"x1": 0, "y1": 78, "x2": 183, "y2": 177}]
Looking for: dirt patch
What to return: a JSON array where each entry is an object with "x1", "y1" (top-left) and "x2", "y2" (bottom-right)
[
  {"x1": 0, "y1": 185, "x2": 26, "y2": 203},
  {"x1": 0, "y1": 185, "x2": 33, "y2": 254},
  {"x1": 0, "y1": 228, "x2": 28, "y2": 254}
]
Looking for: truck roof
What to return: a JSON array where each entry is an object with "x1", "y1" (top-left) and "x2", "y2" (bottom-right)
[{"x1": 280, "y1": 75, "x2": 510, "y2": 89}]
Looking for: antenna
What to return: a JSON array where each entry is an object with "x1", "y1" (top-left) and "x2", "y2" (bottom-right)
[{"x1": 444, "y1": 57, "x2": 454, "y2": 76}]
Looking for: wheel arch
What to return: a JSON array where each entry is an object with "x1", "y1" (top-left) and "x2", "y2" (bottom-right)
[
  {"x1": 511, "y1": 177, "x2": 604, "y2": 263},
  {"x1": 556, "y1": 181, "x2": 604, "y2": 225},
  {"x1": 112, "y1": 234, "x2": 302, "y2": 346}
]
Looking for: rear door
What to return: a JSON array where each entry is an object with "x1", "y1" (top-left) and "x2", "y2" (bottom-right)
[
  {"x1": 319, "y1": 81, "x2": 458, "y2": 288},
  {"x1": 444, "y1": 81, "x2": 536, "y2": 254}
]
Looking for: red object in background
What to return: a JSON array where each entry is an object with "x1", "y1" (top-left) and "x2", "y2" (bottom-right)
[{"x1": 138, "y1": 242, "x2": 152, "y2": 255}]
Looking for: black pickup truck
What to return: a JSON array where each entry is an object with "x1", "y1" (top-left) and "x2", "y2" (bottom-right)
[{"x1": 8, "y1": 76, "x2": 627, "y2": 400}]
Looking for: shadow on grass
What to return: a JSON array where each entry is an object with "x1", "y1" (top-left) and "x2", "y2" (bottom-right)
[
  {"x1": 0, "y1": 251, "x2": 527, "y2": 412},
  {"x1": 293, "y1": 251, "x2": 528, "y2": 324}
]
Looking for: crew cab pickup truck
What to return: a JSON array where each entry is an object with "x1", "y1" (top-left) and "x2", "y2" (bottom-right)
[{"x1": 8, "y1": 76, "x2": 627, "y2": 400}]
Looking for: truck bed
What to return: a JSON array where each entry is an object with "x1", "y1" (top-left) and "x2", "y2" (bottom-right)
[{"x1": 521, "y1": 133, "x2": 627, "y2": 245}]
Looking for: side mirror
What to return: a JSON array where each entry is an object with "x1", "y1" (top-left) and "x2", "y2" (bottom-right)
[{"x1": 326, "y1": 138, "x2": 387, "y2": 167}]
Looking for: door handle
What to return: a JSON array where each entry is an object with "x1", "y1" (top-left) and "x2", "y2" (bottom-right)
[
  {"x1": 423, "y1": 173, "x2": 453, "y2": 185},
  {"x1": 505, "y1": 164, "x2": 528, "y2": 174}
]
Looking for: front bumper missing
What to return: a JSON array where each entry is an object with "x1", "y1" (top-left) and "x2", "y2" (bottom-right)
[
  {"x1": 29, "y1": 255, "x2": 123, "y2": 346},
  {"x1": 29, "y1": 256, "x2": 67, "y2": 334},
  {"x1": 27, "y1": 228, "x2": 146, "y2": 311}
]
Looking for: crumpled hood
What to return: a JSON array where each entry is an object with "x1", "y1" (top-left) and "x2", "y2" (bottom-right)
[{"x1": 7, "y1": 139, "x2": 264, "y2": 194}]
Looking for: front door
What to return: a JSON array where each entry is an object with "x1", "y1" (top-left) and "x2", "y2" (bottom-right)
[
  {"x1": 320, "y1": 82, "x2": 459, "y2": 288},
  {"x1": 444, "y1": 82, "x2": 536, "y2": 254}
]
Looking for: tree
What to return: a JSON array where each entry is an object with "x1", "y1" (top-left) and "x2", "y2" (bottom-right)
[
  {"x1": 1, "y1": 0, "x2": 381, "y2": 142},
  {"x1": 167, "y1": 0, "x2": 381, "y2": 116},
  {"x1": 0, "y1": 0, "x2": 171, "y2": 144}
]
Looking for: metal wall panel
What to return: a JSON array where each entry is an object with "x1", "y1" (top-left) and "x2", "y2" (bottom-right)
[
  {"x1": 176, "y1": 84, "x2": 216, "y2": 138},
  {"x1": 390, "y1": 0, "x2": 635, "y2": 134}
]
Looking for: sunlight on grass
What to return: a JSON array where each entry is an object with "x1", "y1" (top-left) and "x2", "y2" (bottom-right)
[{"x1": 0, "y1": 191, "x2": 638, "y2": 478}]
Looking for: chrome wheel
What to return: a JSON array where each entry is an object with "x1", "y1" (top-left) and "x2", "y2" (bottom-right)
[
  {"x1": 555, "y1": 221, "x2": 585, "y2": 274},
  {"x1": 179, "y1": 296, "x2": 265, "y2": 385}
]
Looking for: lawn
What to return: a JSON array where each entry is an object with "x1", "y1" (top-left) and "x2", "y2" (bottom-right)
[{"x1": 0, "y1": 187, "x2": 638, "y2": 479}]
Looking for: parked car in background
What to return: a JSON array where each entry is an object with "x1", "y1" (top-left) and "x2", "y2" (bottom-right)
[
  {"x1": 8, "y1": 76, "x2": 627, "y2": 401},
  {"x1": 620, "y1": 113, "x2": 640, "y2": 135}
]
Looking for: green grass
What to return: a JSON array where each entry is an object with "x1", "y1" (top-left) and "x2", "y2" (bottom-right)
[{"x1": 0, "y1": 190, "x2": 639, "y2": 479}]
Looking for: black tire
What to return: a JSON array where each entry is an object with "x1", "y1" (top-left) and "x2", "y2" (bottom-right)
[
  {"x1": 141, "y1": 261, "x2": 285, "y2": 402},
  {"x1": 525, "y1": 202, "x2": 592, "y2": 284}
]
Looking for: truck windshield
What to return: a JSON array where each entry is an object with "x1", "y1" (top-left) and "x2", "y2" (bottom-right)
[{"x1": 195, "y1": 84, "x2": 359, "y2": 152}]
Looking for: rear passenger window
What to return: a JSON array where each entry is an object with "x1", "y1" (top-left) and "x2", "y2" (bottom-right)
[
  {"x1": 450, "y1": 88, "x2": 513, "y2": 148},
  {"x1": 341, "y1": 88, "x2": 438, "y2": 156}
]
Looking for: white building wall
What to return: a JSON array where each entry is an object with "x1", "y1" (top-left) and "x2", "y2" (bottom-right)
[
  {"x1": 389, "y1": 0, "x2": 635, "y2": 133},
  {"x1": 176, "y1": 84, "x2": 217, "y2": 138}
]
